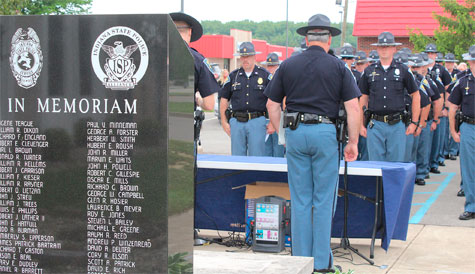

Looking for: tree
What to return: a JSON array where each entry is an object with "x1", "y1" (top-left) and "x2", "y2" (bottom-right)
[
  {"x1": 409, "y1": 0, "x2": 475, "y2": 60},
  {"x1": 0, "y1": 0, "x2": 92, "y2": 15},
  {"x1": 201, "y1": 20, "x2": 357, "y2": 49}
]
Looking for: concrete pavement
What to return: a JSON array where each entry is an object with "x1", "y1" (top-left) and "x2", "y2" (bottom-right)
[{"x1": 195, "y1": 112, "x2": 475, "y2": 273}]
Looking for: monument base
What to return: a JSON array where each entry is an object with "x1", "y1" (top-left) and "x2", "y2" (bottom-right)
[{"x1": 193, "y1": 250, "x2": 314, "y2": 274}]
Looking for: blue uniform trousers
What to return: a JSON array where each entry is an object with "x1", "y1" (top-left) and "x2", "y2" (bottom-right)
[
  {"x1": 460, "y1": 123, "x2": 475, "y2": 212},
  {"x1": 438, "y1": 116, "x2": 449, "y2": 163},
  {"x1": 265, "y1": 130, "x2": 285, "y2": 157},
  {"x1": 230, "y1": 116, "x2": 267, "y2": 156},
  {"x1": 285, "y1": 124, "x2": 339, "y2": 270},
  {"x1": 429, "y1": 119, "x2": 443, "y2": 169},
  {"x1": 416, "y1": 122, "x2": 433, "y2": 180},
  {"x1": 404, "y1": 133, "x2": 418, "y2": 163},
  {"x1": 357, "y1": 136, "x2": 369, "y2": 161},
  {"x1": 367, "y1": 120, "x2": 406, "y2": 162}
]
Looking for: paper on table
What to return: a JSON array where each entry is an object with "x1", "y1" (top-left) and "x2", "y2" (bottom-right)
[{"x1": 278, "y1": 111, "x2": 285, "y2": 145}]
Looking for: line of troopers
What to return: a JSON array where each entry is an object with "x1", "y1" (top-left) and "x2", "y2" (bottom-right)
[{"x1": 173, "y1": 10, "x2": 475, "y2": 273}]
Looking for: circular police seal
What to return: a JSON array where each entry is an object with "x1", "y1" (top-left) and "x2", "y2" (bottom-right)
[
  {"x1": 9, "y1": 28, "x2": 43, "y2": 89},
  {"x1": 91, "y1": 26, "x2": 149, "y2": 90}
]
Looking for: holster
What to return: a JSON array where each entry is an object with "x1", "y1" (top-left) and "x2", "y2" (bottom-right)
[
  {"x1": 455, "y1": 111, "x2": 463, "y2": 133},
  {"x1": 363, "y1": 108, "x2": 372, "y2": 128},
  {"x1": 283, "y1": 111, "x2": 299, "y2": 130},
  {"x1": 225, "y1": 108, "x2": 232, "y2": 121},
  {"x1": 194, "y1": 109, "x2": 205, "y2": 141},
  {"x1": 403, "y1": 104, "x2": 412, "y2": 126}
]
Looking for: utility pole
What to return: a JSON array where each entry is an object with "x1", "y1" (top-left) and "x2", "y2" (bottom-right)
[
  {"x1": 181, "y1": 0, "x2": 184, "y2": 12},
  {"x1": 285, "y1": 0, "x2": 289, "y2": 58},
  {"x1": 340, "y1": 0, "x2": 349, "y2": 47}
]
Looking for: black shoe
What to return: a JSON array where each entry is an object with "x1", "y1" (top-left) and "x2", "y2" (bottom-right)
[
  {"x1": 457, "y1": 189, "x2": 465, "y2": 197},
  {"x1": 444, "y1": 154, "x2": 450, "y2": 159},
  {"x1": 430, "y1": 167, "x2": 440, "y2": 174},
  {"x1": 313, "y1": 265, "x2": 341, "y2": 273},
  {"x1": 459, "y1": 212, "x2": 475, "y2": 220},
  {"x1": 438, "y1": 161, "x2": 446, "y2": 166},
  {"x1": 449, "y1": 155, "x2": 457, "y2": 160},
  {"x1": 425, "y1": 174, "x2": 430, "y2": 179},
  {"x1": 415, "y1": 179, "x2": 426, "y2": 186}
]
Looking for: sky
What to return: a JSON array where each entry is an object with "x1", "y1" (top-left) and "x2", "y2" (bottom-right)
[{"x1": 91, "y1": 0, "x2": 357, "y2": 24}]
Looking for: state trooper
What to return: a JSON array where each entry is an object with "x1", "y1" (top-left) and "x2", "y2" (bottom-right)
[
  {"x1": 410, "y1": 54, "x2": 442, "y2": 185},
  {"x1": 354, "y1": 51, "x2": 369, "y2": 161},
  {"x1": 368, "y1": 50, "x2": 379, "y2": 65},
  {"x1": 448, "y1": 45, "x2": 475, "y2": 220},
  {"x1": 170, "y1": 12, "x2": 220, "y2": 110},
  {"x1": 219, "y1": 42, "x2": 271, "y2": 156},
  {"x1": 354, "y1": 51, "x2": 369, "y2": 83},
  {"x1": 424, "y1": 43, "x2": 452, "y2": 173},
  {"x1": 444, "y1": 53, "x2": 461, "y2": 160},
  {"x1": 265, "y1": 14, "x2": 361, "y2": 273},
  {"x1": 261, "y1": 52, "x2": 285, "y2": 157},
  {"x1": 359, "y1": 32, "x2": 420, "y2": 162}
]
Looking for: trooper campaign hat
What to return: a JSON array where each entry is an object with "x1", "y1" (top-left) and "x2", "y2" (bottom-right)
[
  {"x1": 371, "y1": 32, "x2": 402, "y2": 46},
  {"x1": 297, "y1": 14, "x2": 341, "y2": 36},
  {"x1": 408, "y1": 53, "x2": 427, "y2": 67},
  {"x1": 261, "y1": 52, "x2": 281, "y2": 66},
  {"x1": 435, "y1": 52, "x2": 445, "y2": 62},
  {"x1": 462, "y1": 45, "x2": 475, "y2": 61},
  {"x1": 170, "y1": 12, "x2": 203, "y2": 42},
  {"x1": 424, "y1": 43, "x2": 438, "y2": 53},
  {"x1": 368, "y1": 50, "x2": 379, "y2": 62},
  {"x1": 400, "y1": 47, "x2": 412, "y2": 55},
  {"x1": 355, "y1": 51, "x2": 368, "y2": 64},
  {"x1": 340, "y1": 45, "x2": 355, "y2": 58},
  {"x1": 234, "y1": 42, "x2": 261, "y2": 56},
  {"x1": 444, "y1": 53, "x2": 459, "y2": 62},
  {"x1": 394, "y1": 51, "x2": 409, "y2": 66}
]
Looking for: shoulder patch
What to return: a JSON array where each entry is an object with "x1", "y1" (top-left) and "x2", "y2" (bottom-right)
[
  {"x1": 268, "y1": 73, "x2": 273, "y2": 80},
  {"x1": 203, "y1": 58, "x2": 214, "y2": 73}
]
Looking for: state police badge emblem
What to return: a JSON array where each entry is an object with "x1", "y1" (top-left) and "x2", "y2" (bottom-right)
[
  {"x1": 9, "y1": 28, "x2": 43, "y2": 89},
  {"x1": 91, "y1": 26, "x2": 149, "y2": 90}
]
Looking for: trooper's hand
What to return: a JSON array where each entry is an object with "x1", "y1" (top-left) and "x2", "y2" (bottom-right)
[
  {"x1": 441, "y1": 108, "x2": 448, "y2": 117},
  {"x1": 414, "y1": 126, "x2": 422, "y2": 137},
  {"x1": 221, "y1": 121, "x2": 231, "y2": 137},
  {"x1": 451, "y1": 130, "x2": 461, "y2": 143},
  {"x1": 344, "y1": 143, "x2": 358, "y2": 162},
  {"x1": 430, "y1": 122, "x2": 437, "y2": 131},
  {"x1": 266, "y1": 122, "x2": 276, "y2": 135},
  {"x1": 406, "y1": 123, "x2": 417, "y2": 135},
  {"x1": 360, "y1": 125, "x2": 367, "y2": 138}
]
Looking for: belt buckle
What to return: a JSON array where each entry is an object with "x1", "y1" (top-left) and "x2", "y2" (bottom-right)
[{"x1": 248, "y1": 113, "x2": 251, "y2": 121}]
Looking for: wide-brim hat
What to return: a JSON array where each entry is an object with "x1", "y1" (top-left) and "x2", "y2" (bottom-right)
[
  {"x1": 408, "y1": 54, "x2": 428, "y2": 67},
  {"x1": 420, "y1": 52, "x2": 434, "y2": 64},
  {"x1": 423, "y1": 43, "x2": 438, "y2": 53},
  {"x1": 355, "y1": 51, "x2": 368, "y2": 63},
  {"x1": 170, "y1": 12, "x2": 203, "y2": 42},
  {"x1": 297, "y1": 14, "x2": 341, "y2": 37},
  {"x1": 435, "y1": 52, "x2": 445, "y2": 62},
  {"x1": 444, "y1": 53, "x2": 459, "y2": 62},
  {"x1": 462, "y1": 45, "x2": 475, "y2": 61},
  {"x1": 233, "y1": 41, "x2": 261, "y2": 56},
  {"x1": 371, "y1": 31, "x2": 402, "y2": 46},
  {"x1": 260, "y1": 52, "x2": 281, "y2": 65},
  {"x1": 340, "y1": 46, "x2": 355, "y2": 58}
]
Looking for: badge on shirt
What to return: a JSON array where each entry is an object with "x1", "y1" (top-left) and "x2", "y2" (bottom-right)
[
  {"x1": 257, "y1": 77, "x2": 263, "y2": 85},
  {"x1": 395, "y1": 68, "x2": 400, "y2": 76}
]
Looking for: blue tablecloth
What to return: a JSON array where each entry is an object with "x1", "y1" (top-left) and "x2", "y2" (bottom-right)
[{"x1": 195, "y1": 154, "x2": 416, "y2": 251}]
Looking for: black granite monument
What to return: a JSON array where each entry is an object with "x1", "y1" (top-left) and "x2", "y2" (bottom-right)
[{"x1": 0, "y1": 14, "x2": 194, "y2": 273}]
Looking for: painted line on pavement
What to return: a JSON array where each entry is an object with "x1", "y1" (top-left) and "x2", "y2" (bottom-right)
[{"x1": 409, "y1": 172, "x2": 456, "y2": 224}]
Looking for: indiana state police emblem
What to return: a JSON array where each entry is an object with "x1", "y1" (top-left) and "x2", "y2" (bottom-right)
[
  {"x1": 9, "y1": 28, "x2": 43, "y2": 89},
  {"x1": 91, "y1": 26, "x2": 149, "y2": 90}
]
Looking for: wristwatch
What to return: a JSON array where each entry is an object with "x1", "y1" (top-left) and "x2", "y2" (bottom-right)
[
  {"x1": 433, "y1": 119, "x2": 439, "y2": 123},
  {"x1": 411, "y1": 121, "x2": 419, "y2": 127}
]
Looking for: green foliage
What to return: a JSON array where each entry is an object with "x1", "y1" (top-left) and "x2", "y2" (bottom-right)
[
  {"x1": 409, "y1": 0, "x2": 475, "y2": 59},
  {"x1": 0, "y1": 0, "x2": 92, "y2": 15},
  {"x1": 168, "y1": 252, "x2": 193, "y2": 274},
  {"x1": 201, "y1": 20, "x2": 357, "y2": 49}
]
